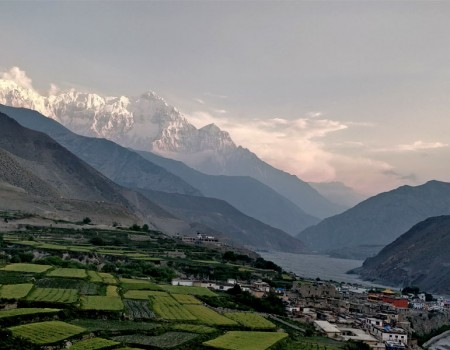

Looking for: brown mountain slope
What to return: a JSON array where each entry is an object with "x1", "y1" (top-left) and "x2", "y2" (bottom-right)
[
  {"x1": 0, "y1": 111, "x2": 179, "y2": 230},
  {"x1": 352, "y1": 215, "x2": 450, "y2": 294}
]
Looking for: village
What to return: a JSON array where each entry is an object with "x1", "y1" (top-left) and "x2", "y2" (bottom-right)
[{"x1": 172, "y1": 273, "x2": 450, "y2": 350}]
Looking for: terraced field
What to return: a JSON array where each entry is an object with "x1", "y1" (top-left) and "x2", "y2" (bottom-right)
[
  {"x1": 203, "y1": 331, "x2": 288, "y2": 350},
  {"x1": 0, "y1": 283, "x2": 33, "y2": 299},
  {"x1": 171, "y1": 294, "x2": 202, "y2": 304},
  {"x1": 9, "y1": 321, "x2": 85, "y2": 345},
  {"x1": 80, "y1": 296, "x2": 124, "y2": 311},
  {"x1": 69, "y1": 337, "x2": 120, "y2": 350},
  {"x1": 160, "y1": 285, "x2": 217, "y2": 296},
  {"x1": 152, "y1": 296, "x2": 196, "y2": 321},
  {"x1": 184, "y1": 305, "x2": 237, "y2": 326},
  {"x1": 123, "y1": 290, "x2": 169, "y2": 299},
  {"x1": 112, "y1": 332, "x2": 198, "y2": 348},
  {"x1": 1, "y1": 263, "x2": 52, "y2": 273},
  {"x1": 27, "y1": 288, "x2": 79, "y2": 303},
  {"x1": 120, "y1": 278, "x2": 161, "y2": 290},
  {"x1": 0, "y1": 308, "x2": 61, "y2": 319},
  {"x1": 223, "y1": 312, "x2": 276, "y2": 329},
  {"x1": 124, "y1": 299, "x2": 156, "y2": 319},
  {"x1": 47, "y1": 268, "x2": 87, "y2": 279}
]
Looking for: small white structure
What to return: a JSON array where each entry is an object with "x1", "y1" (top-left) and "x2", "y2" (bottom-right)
[
  {"x1": 314, "y1": 320, "x2": 341, "y2": 338},
  {"x1": 171, "y1": 279, "x2": 193, "y2": 286}
]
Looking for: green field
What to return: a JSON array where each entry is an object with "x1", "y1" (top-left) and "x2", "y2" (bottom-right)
[
  {"x1": 160, "y1": 285, "x2": 217, "y2": 296},
  {"x1": 9, "y1": 320, "x2": 85, "y2": 345},
  {"x1": 0, "y1": 283, "x2": 33, "y2": 299},
  {"x1": 171, "y1": 294, "x2": 202, "y2": 304},
  {"x1": 223, "y1": 312, "x2": 276, "y2": 329},
  {"x1": 203, "y1": 331, "x2": 288, "y2": 350},
  {"x1": 80, "y1": 296, "x2": 124, "y2": 311},
  {"x1": 27, "y1": 288, "x2": 79, "y2": 303},
  {"x1": 124, "y1": 299, "x2": 156, "y2": 319},
  {"x1": 70, "y1": 319, "x2": 159, "y2": 332},
  {"x1": 120, "y1": 278, "x2": 161, "y2": 290},
  {"x1": 70, "y1": 337, "x2": 120, "y2": 350},
  {"x1": 172, "y1": 324, "x2": 216, "y2": 334},
  {"x1": 0, "y1": 308, "x2": 60, "y2": 319},
  {"x1": 106, "y1": 285, "x2": 119, "y2": 297},
  {"x1": 152, "y1": 296, "x2": 196, "y2": 321},
  {"x1": 123, "y1": 290, "x2": 169, "y2": 299},
  {"x1": 184, "y1": 305, "x2": 237, "y2": 326},
  {"x1": 112, "y1": 332, "x2": 198, "y2": 348},
  {"x1": 1, "y1": 263, "x2": 52, "y2": 273},
  {"x1": 47, "y1": 268, "x2": 87, "y2": 279},
  {"x1": 87, "y1": 271, "x2": 103, "y2": 283},
  {"x1": 98, "y1": 272, "x2": 117, "y2": 284}
]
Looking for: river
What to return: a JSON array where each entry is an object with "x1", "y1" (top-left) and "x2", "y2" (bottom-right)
[{"x1": 259, "y1": 251, "x2": 395, "y2": 288}]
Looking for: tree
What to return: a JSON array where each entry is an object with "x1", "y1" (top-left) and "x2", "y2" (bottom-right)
[{"x1": 82, "y1": 217, "x2": 91, "y2": 225}]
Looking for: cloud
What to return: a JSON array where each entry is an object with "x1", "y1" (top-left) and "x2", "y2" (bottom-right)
[
  {"x1": 1, "y1": 66, "x2": 33, "y2": 89},
  {"x1": 213, "y1": 109, "x2": 227, "y2": 114},
  {"x1": 375, "y1": 140, "x2": 448, "y2": 152},
  {"x1": 397, "y1": 140, "x2": 448, "y2": 152},
  {"x1": 189, "y1": 110, "x2": 347, "y2": 182},
  {"x1": 204, "y1": 92, "x2": 228, "y2": 99},
  {"x1": 48, "y1": 83, "x2": 60, "y2": 96},
  {"x1": 194, "y1": 98, "x2": 205, "y2": 104}
]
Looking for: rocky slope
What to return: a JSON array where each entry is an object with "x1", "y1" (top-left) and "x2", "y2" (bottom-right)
[
  {"x1": 297, "y1": 181, "x2": 450, "y2": 257},
  {"x1": 0, "y1": 79, "x2": 341, "y2": 218},
  {"x1": 136, "y1": 150, "x2": 319, "y2": 235},
  {"x1": 0, "y1": 111, "x2": 185, "y2": 231},
  {"x1": 309, "y1": 181, "x2": 367, "y2": 208},
  {"x1": 352, "y1": 215, "x2": 450, "y2": 294},
  {"x1": 137, "y1": 189, "x2": 307, "y2": 253}
]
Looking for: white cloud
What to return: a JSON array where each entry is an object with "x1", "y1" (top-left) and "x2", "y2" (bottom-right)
[
  {"x1": 213, "y1": 108, "x2": 227, "y2": 114},
  {"x1": 48, "y1": 83, "x2": 60, "y2": 96},
  {"x1": 375, "y1": 140, "x2": 448, "y2": 152},
  {"x1": 397, "y1": 140, "x2": 448, "y2": 151},
  {"x1": 194, "y1": 98, "x2": 205, "y2": 104},
  {"x1": 1, "y1": 66, "x2": 33, "y2": 89}
]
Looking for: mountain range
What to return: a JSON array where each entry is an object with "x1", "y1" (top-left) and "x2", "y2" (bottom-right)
[
  {"x1": 352, "y1": 215, "x2": 450, "y2": 294},
  {"x1": 0, "y1": 105, "x2": 306, "y2": 252},
  {"x1": 0, "y1": 79, "x2": 343, "y2": 219},
  {"x1": 297, "y1": 180, "x2": 450, "y2": 259}
]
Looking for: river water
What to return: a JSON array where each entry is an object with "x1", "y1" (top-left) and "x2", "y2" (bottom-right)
[{"x1": 259, "y1": 251, "x2": 394, "y2": 288}]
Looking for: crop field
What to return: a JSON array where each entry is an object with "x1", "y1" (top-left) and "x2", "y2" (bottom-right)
[
  {"x1": 98, "y1": 272, "x2": 117, "y2": 284},
  {"x1": 71, "y1": 319, "x2": 159, "y2": 332},
  {"x1": 106, "y1": 285, "x2": 119, "y2": 297},
  {"x1": 171, "y1": 294, "x2": 202, "y2": 304},
  {"x1": 160, "y1": 285, "x2": 217, "y2": 296},
  {"x1": 27, "y1": 288, "x2": 79, "y2": 303},
  {"x1": 203, "y1": 331, "x2": 288, "y2": 350},
  {"x1": 124, "y1": 299, "x2": 156, "y2": 319},
  {"x1": 87, "y1": 271, "x2": 103, "y2": 283},
  {"x1": 124, "y1": 290, "x2": 169, "y2": 299},
  {"x1": 1, "y1": 263, "x2": 52, "y2": 273},
  {"x1": 0, "y1": 283, "x2": 33, "y2": 299},
  {"x1": 80, "y1": 296, "x2": 124, "y2": 311},
  {"x1": 0, "y1": 308, "x2": 61, "y2": 319},
  {"x1": 120, "y1": 278, "x2": 161, "y2": 291},
  {"x1": 47, "y1": 268, "x2": 87, "y2": 279},
  {"x1": 112, "y1": 331, "x2": 198, "y2": 348},
  {"x1": 0, "y1": 271, "x2": 33, "y2": 284},
  {"x1": 172, "y1": 324, "x2": 216, "y2": 334},
  {"x1": 223, "y1": 312, "x2": 276, "y2": 329},
  {"x1": 152, "y1": 296, "x2": 196, "y2": 321},
  {"x1": 36, "y1": 278, "x2": 100, "y2": 295},
  {"x1": 69, "y1": 337, "x2": 120, "y2": 350},
  {"x1": 184, "y1": 305, "x2": 237, "y2": 326},
  {"x1": 9, "y1": 320, "x2": 85, "y2": 345}
]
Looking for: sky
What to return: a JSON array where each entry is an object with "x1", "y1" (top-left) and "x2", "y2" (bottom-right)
[{"x1": 1, "y1": 1, "x2": 450, "y2": 195}]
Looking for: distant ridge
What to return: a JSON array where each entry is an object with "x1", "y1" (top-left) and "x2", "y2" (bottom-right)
[{"x1": 298, "y1": 180, "x2": 450, "y2": 258}]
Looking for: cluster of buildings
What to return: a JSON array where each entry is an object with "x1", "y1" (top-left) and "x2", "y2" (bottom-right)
[
  {"x1": 176, "y1": 233, "x2": 222, "y2": 246},
  {"x1": 282, "y1": 281, "x2": 450, "y2": 350}
]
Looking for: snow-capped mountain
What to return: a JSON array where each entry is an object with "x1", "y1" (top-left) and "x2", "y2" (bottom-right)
[{"x1": 0, "y1": 78, "x2": 343, "y2": 218}]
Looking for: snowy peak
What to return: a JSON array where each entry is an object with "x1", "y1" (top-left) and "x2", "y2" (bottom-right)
[{"x1": 0, "y1": 78, "x2": 236, "y2": 155}]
